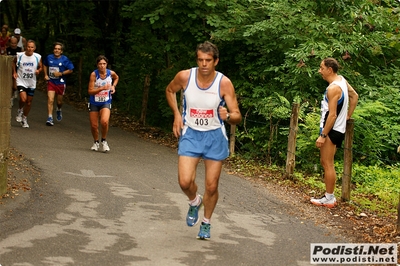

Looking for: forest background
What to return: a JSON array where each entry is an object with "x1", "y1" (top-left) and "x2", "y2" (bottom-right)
[{"x1": 1, "y1": 0, "x2": 399, "y2": 218}]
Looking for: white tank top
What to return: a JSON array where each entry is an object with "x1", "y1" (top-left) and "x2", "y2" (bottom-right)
[
  {"x1": 319, "y1": 75, "x2": 349, "y2": 133},
  {"x1": 17, "y1": 36, "x2": 23, "y2": 49},
  {"x1": 182, "y1": 67, "x2": 225, "y2": 131},
  {"x1": 15, "y1": 52, "x2": 41, "y2": 89}
]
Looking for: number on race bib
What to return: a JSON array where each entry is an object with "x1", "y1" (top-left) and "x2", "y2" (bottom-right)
[
  {"x1": 195, "y1": 118, "x2": 209, "y2": 126},
  {"x1": 22, "y1": 73, "x2": 33, "y2": 79}
]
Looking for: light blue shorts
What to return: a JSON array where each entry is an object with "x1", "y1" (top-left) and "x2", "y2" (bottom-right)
[{"x1": 178, "y1": 126, "x2": 229, "y2": 161}]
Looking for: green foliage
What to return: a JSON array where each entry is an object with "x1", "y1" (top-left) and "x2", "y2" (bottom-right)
[
  {"x1": 296, "y1": 110, "x2": 321, "y2": 171},
  {"x1": 2, "y1": 0, "x2": 400, "y2": 216},
  {"x1": 5, "y1": 0, "x2": 398, "y2": 165},
  {"x1": 287, "y1": 163, "x2": 400, "y2": 215},
  {"x1": 351, "y1": 164, "x2": 400, "y2": 213},
  {"x1": 208, "y1": 0, "x2": 400, "y2": 167}
]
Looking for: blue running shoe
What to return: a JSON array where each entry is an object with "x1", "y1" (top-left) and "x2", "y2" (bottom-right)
[
  {"x1": 46, "y1": 117, "x2": 54, "y2": 126},
  {"x1": 186, "y1": 196, "x2": 202, "y2": 227},
  {"x1": 56, "y1": 110, "x2": 62, "y2": 121},
  {"x1": 197, "y1": 222, "x2": 211, "y2": 240}
]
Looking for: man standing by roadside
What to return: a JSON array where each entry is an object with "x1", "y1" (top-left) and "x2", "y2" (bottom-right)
[
  {"x1": 0, "y1": 27, "x2": 9, "y2": 55},
  {"x1": 14, "y1": 40, "x2": 42, "y2": 128},
  {"x1": 13, "y1": 28, "x2": 26, "y2": 51},
  {"x1": 43, "y1": 42, "x2": 74, "y2": 126},
  {"x1": 6, "y1": 36, "x2": 22, "y2": 56},
  {"x1": 310, "y1": 58, "x2": 358, "y2": 208},
  {"x1": 165, "y1": 41, "x2": 242, "y2": 239},
  {"x1": 7, "y1": 36, "x2": 22, "y2": 107}
]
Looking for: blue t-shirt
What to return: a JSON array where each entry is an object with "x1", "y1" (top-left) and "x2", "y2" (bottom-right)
[{"x1": 43, "y1": 54, "x2": 74, "y2": 85}]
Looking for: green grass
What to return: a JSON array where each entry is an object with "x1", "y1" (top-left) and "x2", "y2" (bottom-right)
[{"x1": 225, "y1": 157, "x2": 400, "y2": 217}]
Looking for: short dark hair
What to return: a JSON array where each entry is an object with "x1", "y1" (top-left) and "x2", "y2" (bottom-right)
[
  {"x1": 27, "y1": 40, "x2": 36, "y2": 47},
  {"x1": 323, "y1": 58, "x2": 340, "y2": 73},
  {"x1": 53, "y1": 42, "x2": 64, "y2": 51},
  {"x1": 96, "y1": 55, "x2": 108, "y2": 64},
  {"x1": 196, "y1": 41, "x2": 219, "y2": 60}
]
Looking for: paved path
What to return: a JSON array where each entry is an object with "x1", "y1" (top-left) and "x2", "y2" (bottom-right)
[{"x1": 0, "y1": 90, "x2": 346, "y2": 265}]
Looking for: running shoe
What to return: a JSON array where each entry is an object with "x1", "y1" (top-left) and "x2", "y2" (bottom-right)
[
  {"x1": 197, "y1": 222, "x2": 211, "y2": 240},
  {"x1": 310, "y1": 195, "x2": 338, "y2": 208},
  {"x1": 101, "y1": 140, "x2": 110, "y2": 152},
  {"x1": 56, "y1": 110, "x2": 62, "y2": 121},
  {"x1": 16, "y1": 109, "x2": 23, "y2": 123},
  {"x1": 46, "y1": 117, "x2": 54, "y2": 126},
  {"x1": 186, "y1": 196, "x2": 202, "y2": 226},
  {"x1": 91, "y1": 142, "x2": 100, "y2": 151},
  {"x1": 21, "y1": 116, "x2": 29, "y2": 128}
]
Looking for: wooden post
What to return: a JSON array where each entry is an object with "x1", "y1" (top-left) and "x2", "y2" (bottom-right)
[
  {"x1": 285, "y1": 103, "x2": 299, "y2": 178},
  {"x1": 0, "y1": 56, "x2": 14, "y2": 195},
  {"x1": 341, "y1": 118, "x2": 354, "y2": 201},
  {"x1": 229, "y1": 124, "x2": 236, "y2": 156},
  {"x1": 397, "y1": 194, "x2": 400, "y2": 234}
]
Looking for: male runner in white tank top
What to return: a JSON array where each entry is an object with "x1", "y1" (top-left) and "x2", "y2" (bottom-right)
[
  {"x1": 311, "y1": 58, "x2": 358, "y2": 208},
  {"x1": 13, "y1": 28, "x2": 26, "y2": 51},
  {"x1": 13, "y1": 40, "x2": 42, "y2": 128},
  {"x1": 166, "y1": 41, "x2": 242, "y2": 239}
]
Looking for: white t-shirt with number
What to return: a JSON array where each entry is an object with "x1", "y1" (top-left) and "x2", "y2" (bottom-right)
[
  {"x1": 16, "y1": 52, "x2": 41, "y2": 89},
  {"x1": 182, "y1": 67, "x2": 225, "y2": 131},
  {"x1": 92, "y1": 69, "x2": 112, "y2": 104}
]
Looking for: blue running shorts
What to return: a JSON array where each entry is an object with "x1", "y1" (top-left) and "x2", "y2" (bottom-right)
[
  {"x1": 178, "y1": 126, "x2": 229, "y2": 161},
  {"x1": 88, "y1": 103, "x2": 111, "y2": 112}
]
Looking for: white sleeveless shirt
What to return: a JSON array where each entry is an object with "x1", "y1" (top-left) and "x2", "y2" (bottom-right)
[
  {"x1": 182, "y1": 67, "x2": 225, "y2": 131},
  {"x1": 15, "y1": 52, "x2": 41, "y2": 89},
  {"x1": 319, "y1": 75, "x2": 349, "y2": 133},
  {"x1": 17, "y1": 36, "x2": 23, "y2": 49}
]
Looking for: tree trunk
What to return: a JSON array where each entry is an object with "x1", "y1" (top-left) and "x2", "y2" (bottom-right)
[
  {"x1": 397, "y1": 194, "x2": 400, "y2": 234},
  {"x1": 285, "y1": 103, "x2": 299, "y2": 178},
  {"x1": 341, "y1": 119, "x2": 354, "y2": 201},
  {"x1": 78, "y1": 56, "x2": 83, "y2": 100},
  {"x1": 140, "y1": 74, "x2": 150, "y2": 126}
]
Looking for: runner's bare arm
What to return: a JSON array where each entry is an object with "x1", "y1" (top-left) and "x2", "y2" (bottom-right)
[
  {"x1": 322, "y1": 84, "x2": 342, "y2": 135},
  {"x1": 36, "y1": 59, "x2": 43, "y2": 75},
  {"x1": 219, "y1": 76, "x2": 242, "y2": 125},
  {"x1": 87, "y1": 72, "x2": 110, "y2": 95},
  {"x1": 346, "y1": 80, "x2": 359, "y2": 120},
  {"x1": 165, "y1": 70, "x2": 190, "y2": 137},
  {"x1": 110, "y1": 71, "x2": 119, "y2": 94}
]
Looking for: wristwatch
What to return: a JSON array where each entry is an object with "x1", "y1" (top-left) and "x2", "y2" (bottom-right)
[
  {"x1": 226, "y1": 113, "x2": 231, "y2": 122},
  {"x1": 320, "y1": 133, "x2": 327, "y2": 138}
]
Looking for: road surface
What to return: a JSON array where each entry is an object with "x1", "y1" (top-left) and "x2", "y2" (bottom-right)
[{"x1": 0, "y1": 89, "x2": 347, "y2": 266}]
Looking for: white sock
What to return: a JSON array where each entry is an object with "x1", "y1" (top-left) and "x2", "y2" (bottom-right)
[
  {"x1": 189, "y1": 195, "x2": 201, "y2": 206},
  {"x1": 202, "y1": 218, "x2": 210, "y2": 224},
  {"x1": 325, "y1": 193, "x2": 335, "y2": 200}
]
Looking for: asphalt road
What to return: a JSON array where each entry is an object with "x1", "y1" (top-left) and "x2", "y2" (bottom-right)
[{"x1": 0, "y1": 89, "x2": 347, "y2": 266}]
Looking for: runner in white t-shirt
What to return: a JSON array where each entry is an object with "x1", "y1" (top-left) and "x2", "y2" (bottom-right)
[{"x1": 13, "y1": 40, "x2": 42, "y2": 128}]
